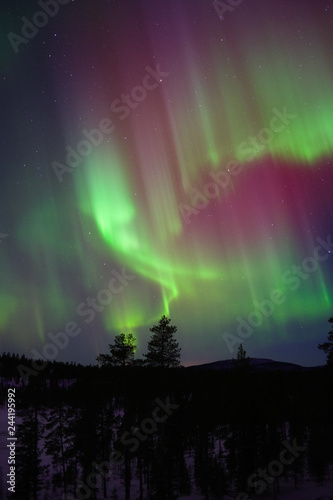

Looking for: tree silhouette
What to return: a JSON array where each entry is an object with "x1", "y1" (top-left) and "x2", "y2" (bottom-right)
[
  {"x1": 232, "y1": 343, "x2": 250, "y2": 369},
  {"x1": 143, "y1": 315, "x2": 181, "y2": 368},
  {"x1": 237, "y1": 343, "x2": 248, "y2": 361},
  {"x1": 44, "y1": 401, "x2": 77, "y2": 497},
  {"x1": 96, "y1": 333, "x2": 136, "y2": 367},
  {"x1": 16, "y1": 403, "x2": 48, "y2": 499},
  {"x1": 317, "y1": 316, "x2": 333, "y2": 366}
]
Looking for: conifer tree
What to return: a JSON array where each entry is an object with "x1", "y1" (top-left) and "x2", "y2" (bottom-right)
[
  {"x1": 44, "y1": 401, "x2": 78, "y2": 498},
  {"x1": 97, "y1": 333, "x2": 136, "y2": 367},
  {"x1": 144, "y1": 315, "x2": 181, "y2": 368}
]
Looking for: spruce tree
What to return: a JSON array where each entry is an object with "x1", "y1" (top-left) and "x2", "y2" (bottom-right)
[{"x1": 144, "y1": 315, "x2": 181, "y2": 368}]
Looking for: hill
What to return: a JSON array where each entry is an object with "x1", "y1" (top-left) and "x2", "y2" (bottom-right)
[{"x1": 186, "y1": 357, "x2": 323, "y2": 372}]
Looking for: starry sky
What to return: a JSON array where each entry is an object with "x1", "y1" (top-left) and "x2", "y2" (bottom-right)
[{"x1": 1, "y1": 0, "x2": 333, "y2": 368}]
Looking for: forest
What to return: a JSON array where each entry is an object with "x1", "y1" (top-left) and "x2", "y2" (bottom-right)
[{"x1": 0, "y1": 350, "x2": 332, "y2": 500}]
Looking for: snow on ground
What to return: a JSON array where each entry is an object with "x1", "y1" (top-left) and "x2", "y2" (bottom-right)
[
  {"x1": 178, "y1": 479, "x2": 333, "y2": 500},
  {"x1": 221, "y1": 479, "x2": 333, "y2": 500},
  {"x1": 270, "y1": 479, "x2": 333, "y2": 500}
]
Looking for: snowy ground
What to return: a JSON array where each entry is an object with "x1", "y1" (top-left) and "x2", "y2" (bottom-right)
[
  {"x1": 221, "y1": 479, "x2": 333, "y2": 500},
  {"x1": 274, "y1": 479, "x2": 333, "y2": 500},
  {"x1": 179, "y1": 479, "x2": 333, "y2": 500}
]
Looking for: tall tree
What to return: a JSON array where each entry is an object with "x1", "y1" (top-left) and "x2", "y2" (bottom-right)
[
  {"x1": 96, "y1": 333, "x2": 136, "y2": 367},
  {"x1": 144, "y1": 315, "x2": 181, "y2": 368},
  {"x1": 317, "y1": 316, "x2": 333, "y2": 365},
  {"x1": 44, "y1": 401, "x2": 78, "y2": 498},
  {"x1": 16, "y1": 404, "x2": 48, "y2": 499}
]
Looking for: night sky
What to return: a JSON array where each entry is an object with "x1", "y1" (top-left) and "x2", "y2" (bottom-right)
[{"x1": 1, "y1": 0, "x2": 333, "y2": 368}]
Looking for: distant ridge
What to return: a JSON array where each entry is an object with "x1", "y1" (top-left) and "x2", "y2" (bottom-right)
[{"x1": 186, "y1": 357, "x2": 324, "y2": 372}]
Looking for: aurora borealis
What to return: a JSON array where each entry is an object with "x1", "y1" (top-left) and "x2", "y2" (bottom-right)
[{"x1": 1, "y1": 0, "x2": 333, "y2": 367}]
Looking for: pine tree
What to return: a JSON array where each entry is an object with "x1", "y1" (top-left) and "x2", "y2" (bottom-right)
[
  {"x1": 143, "y1": 315, "x2": 181, "y2": 368},
  {"x1": 96, "y1": 333, "x2": 136, "y2": 367},
  {"x1": 317, "y1": 316, "x2": 333, "y2": 365}
]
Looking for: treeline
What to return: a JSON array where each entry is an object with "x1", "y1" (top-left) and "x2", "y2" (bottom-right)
[{"x1": 0, "y1": 351, "x2": 97, "y2": 382}]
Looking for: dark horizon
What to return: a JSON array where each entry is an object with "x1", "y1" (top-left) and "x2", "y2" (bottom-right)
[{"x1": 1, "y1": 349, "x2": 328, "y2": 371}]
